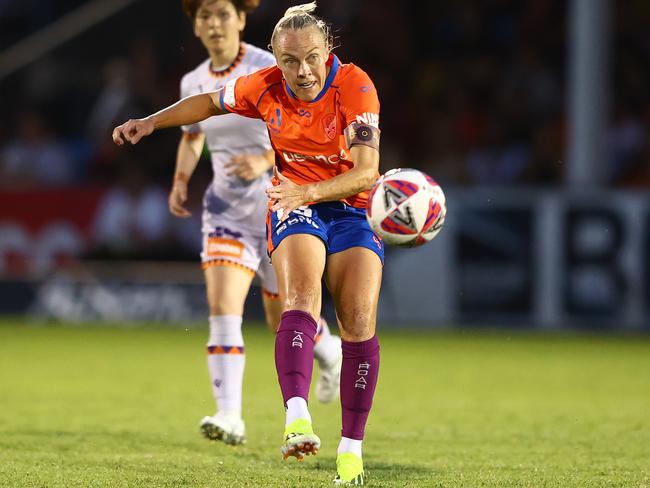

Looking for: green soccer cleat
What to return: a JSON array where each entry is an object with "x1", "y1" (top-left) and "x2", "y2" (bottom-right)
[
  {"x1": 334, "y1": 452, "x2": 365, "y2": 485},
  {"x1": 281, "y1": 418, "x2": 321, "y2": 461}
]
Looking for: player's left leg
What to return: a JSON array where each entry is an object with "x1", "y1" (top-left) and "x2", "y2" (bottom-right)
[{"x1": 326, "y1": 247, "x2": 383, "y2": 485}]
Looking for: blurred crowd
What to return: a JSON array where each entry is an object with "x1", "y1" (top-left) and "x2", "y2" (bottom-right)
[{"x1": 1, "y1": 0, "x2": 649, "y2": 261}]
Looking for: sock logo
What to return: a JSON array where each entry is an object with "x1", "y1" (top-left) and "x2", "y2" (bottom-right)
[
  {"x1": 292, "y1": 331, "x2": 304, "y2": 348},
  {"x1": 213, "y1": 378, "x2": 222, "y2": 388},
  {"x1": 355, "y1": 362, "x2": 371, "y2": 389}
]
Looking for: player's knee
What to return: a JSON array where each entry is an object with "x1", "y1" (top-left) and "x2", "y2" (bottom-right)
[
  {"x1": 341, "y1": 328, "x2": 374, "y2": 342},
  {"x1": 209, "y1": 304, "x2": 224, "y2": 316},
  {"x1": 283, "y1": 285, "x2": 320, "y2": 316},
  {"x1": 338, "y1": 307, "x2": 375, "y2": 341}
]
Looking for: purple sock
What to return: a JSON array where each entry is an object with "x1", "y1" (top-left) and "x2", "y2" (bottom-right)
[
  {"x1": 275, "y1": 310, "x2": 318, "y2": 405},
  {"x1": 341, "y1": 336, "x2": 380, "y2": 440}
]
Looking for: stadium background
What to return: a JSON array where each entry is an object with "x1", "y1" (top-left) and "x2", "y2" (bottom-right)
[
  {"x1": 2, "y1": 0, "x2": 650, "y2": 329},
  {"x1": 1, "y1": 0, "x2": 649, "y2": 329},
  {"x1": 1, "y1": 2, "x2": 650, "y2": 487}
]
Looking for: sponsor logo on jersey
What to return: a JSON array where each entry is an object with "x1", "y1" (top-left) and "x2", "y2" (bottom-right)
[
  {"x1": 355, "y1": 112, "x2": 379, "y2": 128},
  {"x1": 281, "y1": 148, "x2": 348, "y2": 165},
  {"x1": 322, "y1": 113, "x2": 337, "y2": 140},
  {"x1": 206, "y1": 237, "x2": 244, "y2": 258}
]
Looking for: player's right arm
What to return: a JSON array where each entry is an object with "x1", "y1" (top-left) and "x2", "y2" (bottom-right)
[
  {"x1": 112, "y1": 91, "x2": 226, "y2": 146},
  {"x1": 168, "y1": 131, "x2": 205, "y2": 218}
]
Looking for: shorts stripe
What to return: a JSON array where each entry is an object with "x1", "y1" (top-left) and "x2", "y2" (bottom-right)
[
  {"x1": 266, "y1": 211, "x2": 275, "y2": 255},
  {"x1": 202, "y1": 259, "x2": 256, "y2": 276}
]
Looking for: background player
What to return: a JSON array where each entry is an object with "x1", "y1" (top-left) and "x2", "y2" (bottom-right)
[{"x1": 172, "y1": 0, "x2": 342, "y2": 446}]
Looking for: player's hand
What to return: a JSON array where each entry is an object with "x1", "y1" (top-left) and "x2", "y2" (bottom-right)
[
  {"x1": 266, "y1": 167, "x2": 311, "y2": 221},
  {"x1": 168, "y1": 179, "x2": 192, "y2": 218},
  {"x1": 224, "y1": 153, "x2": 270, "y2": 181},
  {"x1": 112, "y1": 118, "x2": 154, "y2": 146}
]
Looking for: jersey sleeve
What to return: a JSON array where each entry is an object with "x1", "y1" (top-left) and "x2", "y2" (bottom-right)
[
  {"x1": 180, "y1": 73, "x2": 202, "y2": 135},
  {"x1": 339, "y1": 67, "x2": 380, "y2": 129},
  {"x1": 219, "y1": 72, "x2": 265, "y2": 119}
]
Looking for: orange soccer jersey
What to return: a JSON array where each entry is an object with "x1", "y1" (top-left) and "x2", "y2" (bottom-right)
[{"x1": 219, "y1": 54, "x2": 380, "y2": 208}]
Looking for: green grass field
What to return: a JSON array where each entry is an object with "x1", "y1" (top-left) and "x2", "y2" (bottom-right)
[{"x1": 0, "y1": 319, "x2": 649, "y2": 487}]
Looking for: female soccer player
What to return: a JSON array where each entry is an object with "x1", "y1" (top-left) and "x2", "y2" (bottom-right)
[
  {"x1": 113, "y1": 2, "x2": 381, "y2": 484},
  {"x1": 170, "y1": 0, "x2": 342, "y2": 447}
]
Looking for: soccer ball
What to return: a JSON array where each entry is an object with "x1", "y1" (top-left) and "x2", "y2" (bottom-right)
[{"x1": 366, "y1": 168, "x2": 446, "y2": 247}]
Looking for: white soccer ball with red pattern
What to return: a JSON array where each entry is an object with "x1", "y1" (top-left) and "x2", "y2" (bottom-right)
[{"x1": 366, "y1": 168, "x2": 446, "y2": 247}]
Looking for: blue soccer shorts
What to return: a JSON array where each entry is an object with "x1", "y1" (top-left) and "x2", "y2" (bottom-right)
[{"x1": 266, "y1": 202, "x2": 384, "y2": 264}]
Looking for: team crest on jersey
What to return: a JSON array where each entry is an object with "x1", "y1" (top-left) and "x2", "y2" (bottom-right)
[{"x1": 322, "y1": 113, "x2": 337, "y2": 140}]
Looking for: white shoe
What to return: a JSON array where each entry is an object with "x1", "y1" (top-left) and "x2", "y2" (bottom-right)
[
  {"x1": 315, "y1": 336, "x2": 342, "y2": 403},
  {"x1": 199, "y1": 413, "x2": 246, "y2": 445}
]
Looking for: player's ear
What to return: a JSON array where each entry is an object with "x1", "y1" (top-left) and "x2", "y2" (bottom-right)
[{"x1": 238, "y1": 11, "x2": 246, "y2": 32}]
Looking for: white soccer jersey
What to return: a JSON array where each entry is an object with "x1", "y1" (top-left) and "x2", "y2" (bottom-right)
[{"x1": 180, "y1": 43, "x2": 276, "y2": 236}]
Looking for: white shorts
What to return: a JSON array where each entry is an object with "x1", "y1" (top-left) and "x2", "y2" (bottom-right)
[{"x1": 200, "y1": 211, "x2": 278, "y2": 297}]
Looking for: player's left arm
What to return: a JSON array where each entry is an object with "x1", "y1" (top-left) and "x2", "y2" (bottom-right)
[{"x1": 112, "y1": 91, "x2": 227, "y2": 146}]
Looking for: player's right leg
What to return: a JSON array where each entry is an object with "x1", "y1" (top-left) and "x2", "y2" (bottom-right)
[
  {"x1": 200, "y1": 262, "x2": 255, "y2": 446},
  {"x1": 258, "y1": 243, "x2": 342, "y2": 404},
  {"x1": 269, "y1": 227, "x2": 327, "y2": 460}
]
